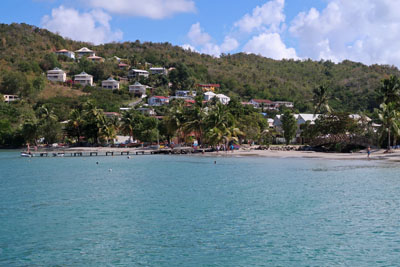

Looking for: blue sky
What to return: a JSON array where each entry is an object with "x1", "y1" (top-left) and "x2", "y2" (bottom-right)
[{"x1": 2, "y1": 0, "x2": 400, "y2": 67}]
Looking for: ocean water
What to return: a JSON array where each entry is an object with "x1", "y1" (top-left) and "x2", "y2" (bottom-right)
[{"x1": 0, "y1": 151, "x2": 400, "y2": 266}]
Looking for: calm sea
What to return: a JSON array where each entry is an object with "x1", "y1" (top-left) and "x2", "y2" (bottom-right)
[{"x1": 0, "y1": 151, "x2": 400, "y2": 266}]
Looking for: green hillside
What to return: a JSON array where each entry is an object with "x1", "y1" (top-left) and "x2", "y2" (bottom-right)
[{"x1": 1, "y1": 23, "x2": 399, "y2": 113}]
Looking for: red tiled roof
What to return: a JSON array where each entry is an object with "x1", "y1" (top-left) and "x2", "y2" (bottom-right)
[
  {"x1": 152, "y1": 96, "x2": 169, "y2": 99},
  {"x1": 251, "y1": 99, "x2": 273, "y2": 104},
  {"x1": 185, "y1": 100, "x2": 195, "y2": 103}
]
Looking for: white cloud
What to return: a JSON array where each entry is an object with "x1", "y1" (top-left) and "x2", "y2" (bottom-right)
[
  {"x1": 185, "y1": 23, "x2": 239, "y2": 57},
  {"x1": 187, "y1": 22, "x2": 211, "y2": 46},
  {"x1": 234, "y1": 0, "x2": 285, "y2": 33},
  {"x1": 41, "y1": 6, "x2": 123, "y2": 44},
  {"x1": 87, "y1": 0, "x2": 195, "y2": 19},
  {"x1": 243, "y1": 33, "x2": 298, "y2": 60},
  {"x1": 289, "y1": 0, "x2": 400, "y2": 66},
  {"x1": 220, "y1": 36, "x2": 239, "y2": 52},
  {"x1": 181, "y1": 44, "x2": 197, "y2": 52}
]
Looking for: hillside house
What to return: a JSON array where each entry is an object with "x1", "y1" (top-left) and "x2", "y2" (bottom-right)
[
  {"x1": 136, "y1": 107, "x2": 156, "y2": 116},
  {"x1": 47, "y1": 67, "x2": 66, "y2": 82},
  {"x1": 3, "y1": 95, "x2": 19, "y2": 103},
  {"x1": 197, "y1": 83, "x2": 220, "y2": 92},
  {"x1": 149, "y1": 67, "x2": 167, "y2": 75},
  {"x1": 74, "y1": 72, "x2": 93, "y2": 86},
  {"x1": 128, "y1": 69, "x2": 149, "y2": 79},
  {"x1": 55, "y1": 49, "x2": 75, "y2": 59},
  {"x1": 216, "y1": 94, "x2": 230, "y2": 105},
  {"x1": 176, "y1": 90, "x2": 197, "y2": 97},
  {"x1": 129, "y1": 82, "x2": 149, "y2": 97},
  {"x1": 148, "y1": 96, "x2": 169, "y2": 106},
  {"x1": 204, "y1": 91, "x2": 216, "y2": 101},
  {"x1": 75, "y1": 47, "x2": 95, "y2": 58},
  {"x1": 102, "y1": 77, "x2": 119, "y2": 90},
  {"x1": 250, "y1": 99, "x2": 275, "y2": 109},
  {"x1": 87, "y1": 55, "x2": 104, "y2": 62}
]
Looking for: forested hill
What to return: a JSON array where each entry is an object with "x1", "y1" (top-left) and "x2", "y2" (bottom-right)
[{"x1": 1, "y1": 22, "x2": 399, "y2": 113}]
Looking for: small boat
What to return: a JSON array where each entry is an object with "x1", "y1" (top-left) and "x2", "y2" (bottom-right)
[{"x1": 21, "y1": 152, "x2": 33, "y2": 157}]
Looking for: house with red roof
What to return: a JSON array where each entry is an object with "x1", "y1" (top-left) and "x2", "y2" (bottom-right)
[
  {"x1": 55, "y1": 49, "x2": 75, "y2": 59},
  {"x1": 148, "y1": 96, "x2": 169, "y2": 106}
]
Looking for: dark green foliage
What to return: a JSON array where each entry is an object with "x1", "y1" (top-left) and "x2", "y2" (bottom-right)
[{"x1": 281, "y1": 110, "x2": 297, "y2": 145}]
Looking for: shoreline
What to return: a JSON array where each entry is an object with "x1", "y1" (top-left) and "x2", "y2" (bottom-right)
[{"x1": 10, "y1": 146, "x2": 400, "y2": 161}]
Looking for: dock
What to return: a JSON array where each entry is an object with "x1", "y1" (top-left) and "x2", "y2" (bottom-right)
[{"x1": 23, "y1": 147, "x2": 197, "y2": 158}]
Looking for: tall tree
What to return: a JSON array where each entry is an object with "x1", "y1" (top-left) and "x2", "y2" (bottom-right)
[
  {"x1": 281, "y1": 110, "x2": 297, "y2": 145},
  {"x1": 376, "y1": 102, "x2": 400, "y2": 151},
  {"x1": 313, "y1": 85, "x2": 332, "y2": 115}
]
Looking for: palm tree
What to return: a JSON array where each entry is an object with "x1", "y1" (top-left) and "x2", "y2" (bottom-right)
[
  {"x1": 376, "y1": 102, "x2": 400, "y2": 151},
  {"x1": 120, "y1": 110, "x2": 135, "y2": 142},
  {"x1": 313, "y1": 85, "x2": 332, "y2": 115},
  {"x1": 164, "y1": 100, "x2": 186, "y2": 143},
  {"x1": 83, "y1": 101, "x2": 106, "y2": 144},
  {"x1": 183, "y1": 98, "x2": 206, "y2": 145},
  {"x1": 66, "y1": 109, "x2": 84, "y2": 143},
  {"x1": 380, "y1": 75, "x2": 400, "y2": 105}
]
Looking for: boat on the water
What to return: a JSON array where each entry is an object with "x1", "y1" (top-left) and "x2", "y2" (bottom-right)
[{"x1": 21, "y1": 152, "x2": 33, "y2": 157}]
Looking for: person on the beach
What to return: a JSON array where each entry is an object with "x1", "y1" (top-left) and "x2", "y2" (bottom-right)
[{"x1": 367, "y1": 146, "x2": 371, "y2": 159}]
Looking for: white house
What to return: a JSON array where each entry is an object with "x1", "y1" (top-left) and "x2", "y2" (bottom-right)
[
  {"x1": 55, "y1": 49, "x2": 75, "y2": 59},
  {"x1": 274, "y1": 101, "x2": 294, "y2": 109},
  {"x1": 149, "y1": 67, "x2": 167, "y2": 75},
  {"x1": 47, "y1": 67, "x2": 66, "y2": 82},
  {"x1": 129, "y1": 82, "x2": 149, "y2": 97},
  {"x1": 102, "y1": 77, "x2": 119, "y2": 90},
  {"x1": 148, "y1": 96, "x2": 169, "y2": 106},
  {"x1": 204, "y1": 91, "x2": 216, "y2": 101},
  {"x1": 75, "y1": 47, "x2": 95, "y2": 58},
  {"x1": 176, "y1": 90, "x2": 196, "y2": 97},
  {"x1": 3, "y1": 95, "x2": 19, "y2": 103},
  {"x1": 203, "y1": 92, "x2": 230, "y2": 104},
  {"x1": 74, "y1": 72, "x2": 93, "y2": 86},
  {"x1": 216, "y1": 94, "x2": 230, "y2": 105},
  {"x1": 128, "y1": 69, "x2": 150, "y2": 79}
]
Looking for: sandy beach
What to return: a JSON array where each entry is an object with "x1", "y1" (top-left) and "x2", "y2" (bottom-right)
[{"x1": 37, "y1": 146, "x2": 400, "y2": 161}]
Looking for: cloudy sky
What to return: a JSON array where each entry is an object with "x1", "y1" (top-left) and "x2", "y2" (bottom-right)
[{"x1": 2, "y1": 0, "x2": 400, "y2": 67}]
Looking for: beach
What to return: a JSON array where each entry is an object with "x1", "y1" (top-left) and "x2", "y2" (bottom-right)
[{"x1": 28, "y1": 146, "x2": 400, "y2": 161}]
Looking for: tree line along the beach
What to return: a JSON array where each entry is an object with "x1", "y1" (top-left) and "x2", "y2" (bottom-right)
[{"x1": 1, "y1": 23, "x2": 400, "y2": 150}]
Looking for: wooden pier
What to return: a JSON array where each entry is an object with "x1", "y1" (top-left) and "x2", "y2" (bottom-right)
[{"x1": 24, "y1": 147, "x2": 196, "y2": 158}]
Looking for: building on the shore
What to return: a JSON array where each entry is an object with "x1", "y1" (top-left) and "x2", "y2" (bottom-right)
[
  {"x1": 149, "y1": 67, "x2": 167, "y2": 75},
  {"x1": 75, "y1": 47, "x2": 95, "y2": 58},
  {"x1": 87, "y1": 55, "x2": 104, "y2": 62},
  {"x1": 74, "y1": 72, "x2": 93, "y2": 86},
  {"x1": 128, "y1": 69, "x2": 150, "y2": 79},
  {"x1": 197, "y1": 83, "x2": 220, "y2": 92},
  {"x1": 148, "y1": 96, "x2": 169, "y2": 106},
  {"x1": 273, "y1": 114, "x2": 321, "y2": 143},
  {"x1": 3, "y1": 95, "x2": 19, "y2": 103},
  {"x1": 55, "y1": 49, "x2": 75, "y2": 59},
  {"x1": 102, "y1": 77, "x2": 119, "y2": 90},
  {"x1": 47, "y1": 67, "x2": 67, "y2": 82},
  {"x1": 129, "y1": 82, "x2": 149, "y2": 97}
]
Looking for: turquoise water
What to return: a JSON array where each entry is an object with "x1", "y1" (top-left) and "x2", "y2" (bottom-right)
[{"x1": 1, "y1": 152, "x2": 400, "y2": 266}]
